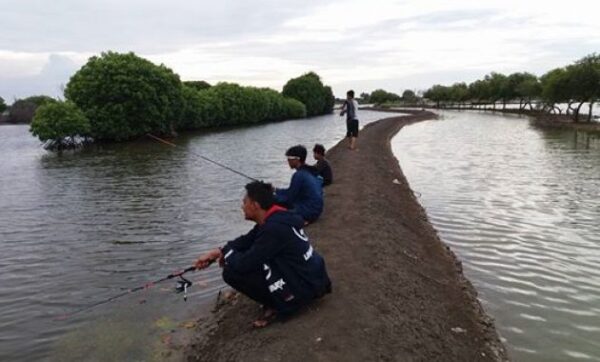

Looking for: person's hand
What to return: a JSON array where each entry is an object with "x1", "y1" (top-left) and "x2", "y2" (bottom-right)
[{"x1": 194, "y1": 248, "x2": 222, "y2": 269}]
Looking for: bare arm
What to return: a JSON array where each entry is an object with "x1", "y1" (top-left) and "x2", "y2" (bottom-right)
[{"x1": 194, "y1": 248, "x2": 223, "y2": 269}]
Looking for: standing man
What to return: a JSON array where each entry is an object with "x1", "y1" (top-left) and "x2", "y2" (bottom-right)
[
  {"x1": 312, "y1": 144, "x2": 333, "y2": 186},
  {"x1": 275, "y1": 145, "x2": 324, "y2": 223},
  {"x1": 340, "y1": 90, "x2": 360, "y2": 150},
  {"x1": 195, "y1": 181, "x2": 331, "y2": 327}
]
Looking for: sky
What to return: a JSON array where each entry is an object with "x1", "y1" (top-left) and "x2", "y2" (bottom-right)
[{"x1": 1, "y1": 0, "x2": 599, "y2": 102}]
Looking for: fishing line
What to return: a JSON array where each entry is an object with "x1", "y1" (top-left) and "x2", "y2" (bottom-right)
[
  {"x1": 147, "y1": 133, "x2": 258, "y2": 182},
  {"x1": 54, "y1": 265, "x2": 201, "y2": 320}
]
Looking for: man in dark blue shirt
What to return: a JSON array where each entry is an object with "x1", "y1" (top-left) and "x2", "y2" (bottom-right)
[
  {"x1": 195, "y1": 181, "x2": 331, "y2": 327},
  {"x1": 274, "y1": 145, "x2": 324, "y2": 223}
]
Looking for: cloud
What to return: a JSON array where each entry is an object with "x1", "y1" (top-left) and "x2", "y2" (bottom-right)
[
  {"x1": 0, "y1": 54, "x2": 80, "y2": 101},
  {"x1": 1, "y1": 0, "x2": 323, "y2": 53},
  {"x1": 0, "y1": 0, "x2": 597, "y2": 99}
]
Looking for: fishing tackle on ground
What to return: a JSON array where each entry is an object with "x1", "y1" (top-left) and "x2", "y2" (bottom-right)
[{"x1": 175, "y1": 275, "x2": 193, "y2": 302}]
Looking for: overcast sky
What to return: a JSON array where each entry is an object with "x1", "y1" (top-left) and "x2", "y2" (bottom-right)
[{"x1": 1, "y1": 0, "x2": 598, "y2": 102}]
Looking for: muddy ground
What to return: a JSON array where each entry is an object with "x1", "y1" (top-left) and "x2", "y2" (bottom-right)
[{"x1": 185, "y1": 111, "x2": 509, "y2": 361}]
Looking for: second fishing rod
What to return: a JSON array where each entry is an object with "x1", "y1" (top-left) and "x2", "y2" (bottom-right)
[
  {"x1": 147, "y1": 133, "x2": 259, "y2": 182},
  {"x1": 57, "y1": 135, "x2": 256, "y2": 320}
]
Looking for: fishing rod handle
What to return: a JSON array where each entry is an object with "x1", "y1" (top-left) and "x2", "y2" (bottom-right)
[
  {"x1": 183, "y1": 266, "x2": 197, "y2": 273},
  {"x1": 179, "y1": 262, "x2": 214, "y2": 275}
]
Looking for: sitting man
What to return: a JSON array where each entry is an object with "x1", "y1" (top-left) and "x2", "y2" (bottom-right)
[
  {"x1": 312, "y1": 143, "x2": 333, "y2": 186},
  {"x1": 274, "y1": 145, "x2": 324, "y2": 223},
  {"x1": 195, "y1": 181, "x2": 331, "y2": 327}
]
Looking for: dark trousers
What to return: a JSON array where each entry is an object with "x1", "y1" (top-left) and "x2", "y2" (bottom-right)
[{"x1": 222, "y1": 266, "x2": 277, "y2": 309}]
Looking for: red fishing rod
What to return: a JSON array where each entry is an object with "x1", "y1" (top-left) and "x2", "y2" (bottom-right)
[{"x1": 55, "y1": 265, "x2": 202, "y2": 320}]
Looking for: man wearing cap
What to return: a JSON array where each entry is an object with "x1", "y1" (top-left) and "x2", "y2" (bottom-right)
[{"x1": 275, "y1": 145, "x2": 324, "y2": 223}]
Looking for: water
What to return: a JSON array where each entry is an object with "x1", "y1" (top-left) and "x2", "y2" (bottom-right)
[
  {"x1": 392, "y1": 111, "x2": 600, "y2": 361},
  {"x1": 424, "y1": 102, "x2": 600, "y2": 120},
  {"x1": 0, "y1": 110, "x2": 390, "y2": 361}
]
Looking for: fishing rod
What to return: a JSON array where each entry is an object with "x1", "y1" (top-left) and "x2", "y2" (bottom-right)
[
  {"x1": 147, "y1": 133, "x2": 259, "y2": 182},
  {"x1": 55, "y1": 265, "x2": 203, "y2": 320}
]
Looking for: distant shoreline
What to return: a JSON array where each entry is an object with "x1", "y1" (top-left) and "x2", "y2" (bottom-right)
[{"x1": 364, "y1": 105, "x2": 600, "y2": 133}]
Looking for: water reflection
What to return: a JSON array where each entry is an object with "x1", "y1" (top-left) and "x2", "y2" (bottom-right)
[
  {"x1": 392, "y1": 111, "x2": 600, "y2": 361},
  {"x1": 0, "y1": 110, "x2": 391, "y2": 361}
]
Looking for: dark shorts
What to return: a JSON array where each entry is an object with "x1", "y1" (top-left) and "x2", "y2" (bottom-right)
[{"x1": 346, "y1": 119, "x2": 359, "y2": 138}]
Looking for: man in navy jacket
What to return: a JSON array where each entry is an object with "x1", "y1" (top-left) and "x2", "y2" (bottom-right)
[
  {"x1": 195, "y1": 181, "x2": 331, "y2": 326},
  {"x1": 275, "y1": 145, "x2": 324, "y2": 223}
]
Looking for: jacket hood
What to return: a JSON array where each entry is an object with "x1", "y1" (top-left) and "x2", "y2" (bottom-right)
[
  {"x1": 266, "y1": 209, "x2": 305, "y2": 229},
  {"x1": 301, "y1": 164, "x2": 320, "y2": 177}
]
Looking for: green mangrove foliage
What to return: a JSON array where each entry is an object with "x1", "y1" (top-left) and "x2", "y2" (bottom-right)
[
  {"x1": 423, "y1": 53, "x2": 600, "y2": 122},
  {"x1": 30, "y1": 101, "x2": 91, "y2": 149},
  {"x1": 402, "y1": 90, "x2": 418, "y2": 103},
  {"x1": 29, "y1": 51, "x2": 329, "y2": 146},
  {"x1": 183, "y1": 80, "x2": 211, "y2": 92},
  {"x1": 360, "y1": 89, "x2": 419, "y2": 105},
  {"x1": 541, "y1": 68, "x2": 570, "y2": 113},
  {"x1": 359, "y1": 92, "x2": 370, "y2": 103},
  {"x1": 64, "y1": 51, "x2": 184, "y2": 141},
  {"x1": 282, "y1": 72, "x2": 334, "y2": 117},
  {"x1": 563, "y1": 54, "x2": 600, "y2": 121},
  {"x1": 179, "y1": 83, "x2": 306, "y2": 130},
  {"x1": 0, "y1": 96, "x2": 6, "y2": 114},
  {"x1": 368, "y1": 89, "x2": 402, "y2": 105}
]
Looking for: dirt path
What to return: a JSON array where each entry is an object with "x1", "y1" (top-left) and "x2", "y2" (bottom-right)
[{"x1": 186, "y1": 111, "x2": 509, "y2": 361}]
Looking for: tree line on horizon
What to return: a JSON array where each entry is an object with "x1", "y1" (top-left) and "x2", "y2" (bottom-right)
[
  {"x1": 0, "y1": 95, "x2": 56, "y2": 124},
  {"x1": 23, "y1": 51, "x2": 334, "y2": 149},
  {"x1": 422, "y1": 53, "x2": 600, "y2": 122},
  {"x1": 8, "y1": 52, "x2": 599, "y2": 149},
  {"x1": 357, "y1": 89, "x2": 418, "y2": 105}
]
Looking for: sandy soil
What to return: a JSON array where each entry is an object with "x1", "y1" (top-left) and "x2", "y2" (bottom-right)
[{"x1": 185, "y1": 111, "x2": 509, "y2": 361}]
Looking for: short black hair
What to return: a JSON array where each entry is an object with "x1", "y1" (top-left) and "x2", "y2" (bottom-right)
[
  {"x1": 347, "y1": 90, "x2": 355, "y2": 98},
  {"x1": 245, "y1": 181, "x2": 275, "y2": 210},
  {"x1": 313, "y1": 143, "x2": 325, "y2": 155},
  {"x1": 285, "y1": 145, "x2": 307, "y2": 163}
]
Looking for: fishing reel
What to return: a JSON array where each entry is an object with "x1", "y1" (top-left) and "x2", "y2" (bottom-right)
[{"x1": 175, "y1": 275, "x2": 193, "y2": 302}]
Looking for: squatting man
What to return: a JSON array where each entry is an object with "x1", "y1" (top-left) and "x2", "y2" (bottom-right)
[{"x1": 194, "y1": 181, "x2": 331, "y2": 327}]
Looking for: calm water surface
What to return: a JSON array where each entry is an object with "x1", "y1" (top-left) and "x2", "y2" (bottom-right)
[
  {"x1": 393, "y1": 111, "x2": 600, "y2": 361},
  {"x1": 0, "y1": 110, "x2": 391, "y2": 361}
]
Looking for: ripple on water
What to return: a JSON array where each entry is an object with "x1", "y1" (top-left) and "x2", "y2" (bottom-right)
[
  {"x1": 563, "y1": 350, "x2": 595, "y2": 360},
  {"x1": 393, "y1": 111, "x2": 600, "y2": 361}
]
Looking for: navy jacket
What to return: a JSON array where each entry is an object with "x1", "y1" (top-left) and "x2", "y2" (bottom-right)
[
  {"x1": 313, "y1": 159, "x2": 332, "y2": 186},
  {"x1": 221, "y1": 207, "x2": 331, "y2": 313},
  {"x1": 275, "y1": 166, "x2": 324, "y2": 222}
]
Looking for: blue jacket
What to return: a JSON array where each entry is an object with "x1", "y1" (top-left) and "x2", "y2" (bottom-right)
[
  {"x1": 221, "y1": 207, "x2": 331, "y2": 313},
  {"x1": 275, "y1": 166, "x2": 324, "y2": 222}
]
